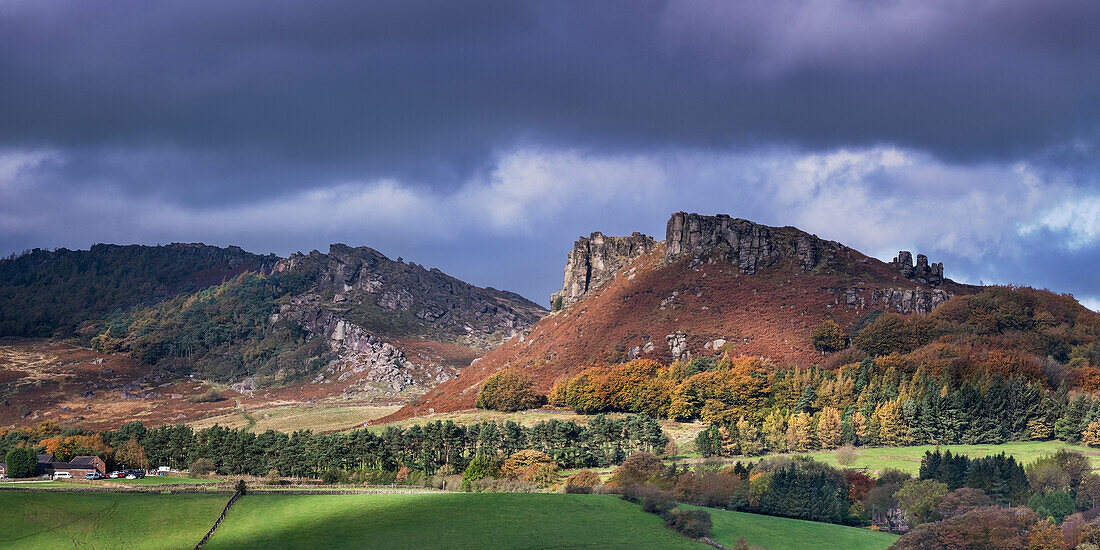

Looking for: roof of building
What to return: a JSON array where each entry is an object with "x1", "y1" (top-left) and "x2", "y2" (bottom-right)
[
  {"x1": 69, "y1": 456, "x2": 102, "y2": 467},
  {"x1": 37, "y1": 453, "x2": 55, "y2": 463}
]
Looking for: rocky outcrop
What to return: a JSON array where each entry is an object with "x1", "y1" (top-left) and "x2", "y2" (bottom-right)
[
  {"x1": 274, "y1": 295, "x2": 444, "y2": 395},
  {"x1": 664, "y1": 212, "x2": 843, "y2": 273},
  {"x1": 836, "y1": 287, "x2": 951, "y2": 315},
  {"x1": 891, "y1": 251, "x2": 944, "y2": 287},
  {"x1": 667, "y1": 331, "x2": 690, "y2": 362},
  {"x1": 550, "y1": 232, "x2": 657, "y2": 311},
  {"x1": 275, "y1": 244, "x2": 546, "y2": 349},
  {"x1": 871, "y1": 287, "x2": 950, "y2": 315}
]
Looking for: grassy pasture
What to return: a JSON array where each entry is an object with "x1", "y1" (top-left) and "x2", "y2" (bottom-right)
[
  {"x1": 746, "y1": 440, "x2": 1100, "y2": 474},
  {"x1": 206, "y1": 493, "x2": 705, "y2": 549},
  {"x1": 189, "y1": 404, "x2": 401, "y2": 433},
  {"x1": 692, "y1": 506, "x2": 897, "y2": 550},
  {"x1": 2, "y1": 490, "x2": 899, "y2": 550},
  {"x1": 0, "y1": 491, "x2": 226, "y2": 549}
]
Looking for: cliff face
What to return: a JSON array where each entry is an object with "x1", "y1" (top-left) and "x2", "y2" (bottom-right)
[
  {"x1": 664, "y1": 212, "x2": 844, "y2": 273},
  {"x1": 550, "y1": 232, "x2": 657, "y2": 311}
]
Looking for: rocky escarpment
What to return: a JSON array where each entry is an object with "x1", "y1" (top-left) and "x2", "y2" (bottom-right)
[
  {"x1": 891, "y1": 251, "x2": 945, "y2": 287},
  {"x1": 275, "y1": 244, "x2": 546, "y2": 349},
  {"x1": 664, "y1": 212, "x2": 844, "y2": 273},
  {"x1": 550, "y1": 232, "x2": 657, "y2": 311},
  {"x1": 836, "y1": 287, "x2": 951, "y2": 315}
]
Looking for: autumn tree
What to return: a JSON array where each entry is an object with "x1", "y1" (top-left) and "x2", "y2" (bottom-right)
[
  {"x1": 810, "y1": 320, "x2": 848, "y2": 353},
  {"x1": 116, "y1": 437, "x2": 148, "y2": 470},
  {"x1": 786, "y1": 412, "x2": 815, "y2": 452},
  {"x1": 476, "y1": 370, "x2": 547, "y2": 412},
  {"x1": 816, "y1": 407, "x2": 843, "y2": 449}
]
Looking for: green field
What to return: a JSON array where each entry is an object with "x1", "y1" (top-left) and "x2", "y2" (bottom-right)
[
  {"x1": 2, "y1": 490, "x2": 901, "y2": 549},
  {"x1": 206, "y1": 493, "x2": 704, "y2": 549},
  {"x1": 747, "y1": 440, "x2": 1100, "y2": 474},
  {"x1": 190, "y1": 404, "x2": 401, "y2": 433},
  {"x1": 0, "y1": 491, "x2": 227, "y2": 549},
  {"x1": 693, "y1": 506, "x2": 897, "y2": 550}
]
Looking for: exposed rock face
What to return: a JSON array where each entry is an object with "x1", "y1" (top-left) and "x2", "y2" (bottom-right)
[
  {"x1": 891, "y1": 251, "x2": 944, "y2": 287},
  {"x1": 664, "y1": 212, "x2": 843, "y2": 273},
  {"x1": 275, "y1": 244, "x2": 546, "y2": 349},
  {"x1": 276, "y1": 295, "x2": 442, "y2": 395},
  {"x1": 550, "y1": 232, "x2": 657, "y2": 311},
  {"x1": 836, "y1": 287, "x2": 951, "y2": 315},
  {"x1": 871, "y1": 287, "x2": 950, "y2": 315},
  {"x1": 667, "y1": 331, "x2": 690, "y2": 362}
]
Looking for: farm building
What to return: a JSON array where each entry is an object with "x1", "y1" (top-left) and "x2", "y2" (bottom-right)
[{"x1": 36, "y1": 453, "x2": 107, "y2": 477}]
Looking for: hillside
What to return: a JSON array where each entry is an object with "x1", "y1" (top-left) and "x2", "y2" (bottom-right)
[
  {"x1": 0, "y1": 243, "x2": 546, "y2": 428},
  {"x1": 0, "y1": 243, "x2": 277, "y2": 338},
  {"x1": 389, "y1": 212, "x2": 1099, "y2": 420}
]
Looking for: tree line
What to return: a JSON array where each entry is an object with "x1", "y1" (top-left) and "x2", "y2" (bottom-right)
[{"x1": 0, "y1": 414, "x2": 668, "y2": 479}]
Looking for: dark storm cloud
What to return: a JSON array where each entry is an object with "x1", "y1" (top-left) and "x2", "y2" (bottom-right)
[
  {"x1": 2, "y1": 0, "x2": 1099, "y2": 308},
  {"x1": 2, "y1": 0, "x2": 1098, "y2": 203}
]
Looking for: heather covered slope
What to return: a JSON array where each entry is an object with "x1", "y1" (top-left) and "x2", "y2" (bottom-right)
[{"x1": 389, "y1": 213, "x2": 982, "y2": 420}]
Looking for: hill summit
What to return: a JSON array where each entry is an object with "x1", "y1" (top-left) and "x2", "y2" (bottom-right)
[{"x1": 388, "y1": 211, "x2": 980, "y2": 419}]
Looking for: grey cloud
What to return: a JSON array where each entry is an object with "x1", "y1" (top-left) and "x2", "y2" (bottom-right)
[{"x1": 2, "y1": 0, "x2": 1098, "y2": 202}]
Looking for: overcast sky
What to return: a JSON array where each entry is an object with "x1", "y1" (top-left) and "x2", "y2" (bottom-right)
[{"x1": 1, "y1": 0, "x2": 1098, "y2": 309}]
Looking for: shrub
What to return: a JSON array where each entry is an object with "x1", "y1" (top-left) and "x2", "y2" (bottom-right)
[
  {"x1": 189, "y1": 458, "x2": 215, "y2": 476},
  {"x1": 835, "y1": 445, "x2": 857, "y2": 466},
  {"x1": 501, "y1": 450, "x2": 558, "y2": 487},
  {"x1": 609, "y1": 451, "x2": 664, "y2": 489},
  {"x1": 188, "y1": 388, "x2": 222, "y2": 403},
  {"x1": 321, "y1": 468, "x2": 347, "y2": 484},
  {"x1": 462, "y1": 455, "x2": 500, "y2": 491},
  {"x1": 667, "y1": 509, "x2": 712, "y2": 539},
  {"x1": 234, "y1": 479, "x2": 248, "y2": 495},
  {"x1": 565, "y1": 469, "x2": 602, "y2": 493},
  {"x1": 265, "y1": 468, "x2": 281, "y2": 486},
  {"x1": 1028, "y1": 490, "x2": 1075, "y2": 523},
  {"x1": 810, "y1": 320, "x2": 848, "y2": 352},
  {"x1": 895, "y1": 479, "x2": 948, "y2": 526},
  {"x1": 622, "y1": 485, "x2": 676, "y2": 518},
  {"x1": 475, "y1": 370, "x2": 547, "y2": 412}
]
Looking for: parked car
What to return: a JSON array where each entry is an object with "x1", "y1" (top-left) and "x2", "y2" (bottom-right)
[
  {"x1": 52, "y1": 472, "x2": 72, "y2": 480},
  {"x1": 108, "y1": 471, "x2": 124, "y2": 479},
  {"x1": 85, "y1": 472, "x2": 104, "y2": 480}
]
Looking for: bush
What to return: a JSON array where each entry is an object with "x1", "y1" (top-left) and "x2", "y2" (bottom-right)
[
  {"x1": 234, "y1": 479, "x2": 248, "y2": 495},
  {"x1": 667, "y1": 509, "x2": 712, "y2": 539},
  {"x1": 564, "y1": 469, "x2": 602, "y2": 493},
  {"x1": 4, "y1": 447, "x2": 37, "y2": 478},
  {"x1": 265, "y1": 468, "x2": 282, "y2": 486},
  {"x1": 462, "y1": 455, "x2": 500, "y2": 491},
  {"x1": 609, "y1": 452, "x2": 664, "y2": 489},
  {"x1": 321, "y1": 469, "x2": 347, "y2": 484},
  {"x1": 622, "y1": 485, "x2": 676, "y2": 518},
  {"x1": 810, "y1": 320, "x2": 847, "y2": 352},
  {"x1": 475, "y1": 370, "x2": 547, "y2": 412},
  {"x1": 189, "y1": 458, "x2": 215, "y2": 476},
  {"x1": 835, "y1": 445, "x2": 857, "y2": 466}
]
